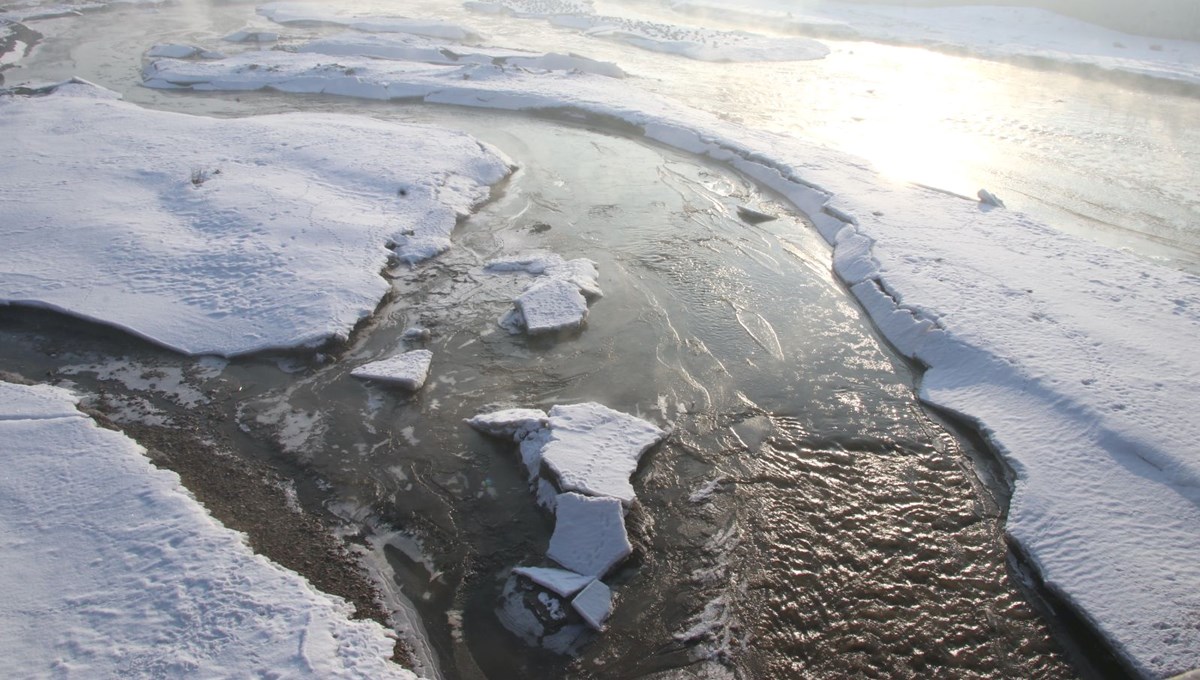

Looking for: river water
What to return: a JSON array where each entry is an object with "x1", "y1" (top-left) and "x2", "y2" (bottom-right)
[{"x1": 6, "y1": 1, "x2": 1192, "y2": 677}]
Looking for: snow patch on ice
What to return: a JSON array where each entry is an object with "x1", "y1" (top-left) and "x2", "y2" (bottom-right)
[
  {"x1": 485, "y1": 253, "x2": 602, "y2": 335},
  {"x1": 571, "y1": 579, "x2": 613, "y2": 631},
  {"x1": 547, "y1": 492, "x2": 631, "y2": 577},
  {"x1": 512, "y1": 566, "x2": 593, "y2": 597}
]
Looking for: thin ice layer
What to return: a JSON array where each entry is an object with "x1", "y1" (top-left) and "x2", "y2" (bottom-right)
[
  {"x1": 546, "y1": 492, "x2": 631, "y2": 578},
  {"x1": 351, "y1": 350, "x2": 434, "y2": 390},
  {"x1": 0, "y1": 381, "x2": 415, "y2": 678},
  {"x1": 0, "y1": 81, "x2": 511, "y2": 356}
]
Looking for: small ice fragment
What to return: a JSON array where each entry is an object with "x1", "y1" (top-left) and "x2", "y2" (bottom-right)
[
  {"x1": 350, "y1": 350, "x2": 433, "y2": 390},
  {"x1": 515, "y1": 278, "x2": 589, "y2": 334},
  {"x1": 465, "y1": 408, "x2": 547, "y2": 439},
  {"x1": 513, "y1": 566, "x2": 593, "y2": 597},
  {"x1": 402, "y1": 326, "x2": 432, "y2": 342},
  {"x1": 977, "y1": 188, "x2": 1005, "y2": 208},
  {"x1": 147, "y1": 44, "x2": 201, "y2": 59},
  {"x1": 571, "y1": 579, "x2": 613, "y2": 631},
  {"x1": 547, "y1": 492, "x2": 631, "y2": 578}
]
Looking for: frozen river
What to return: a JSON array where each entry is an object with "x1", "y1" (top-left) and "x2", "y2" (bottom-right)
[{"x1": 3, "y1": 0, "x2": 1198, "y2": 678}]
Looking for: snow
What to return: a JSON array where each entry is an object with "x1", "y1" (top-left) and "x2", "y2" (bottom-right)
[
  {"x1": 0, "y1": 380, "x2": 416, "y2": 678},
  {"x1": 147, "y1": 36, "x2": 1200, "y2": 675},
  {"x1": 467, "y1": 0, "x2": 829, "y2": 63},
  {"x1": 571, "y1": 579, "x2": 613, "y2": 631},
  {"x1": 351, "y1": 350, "x2": 434, "y2": 390},
  {"x1": 668, "y1": 0, "x2": 1200, "y2": 88},
  {"x1": 258, "y1": 2, "x2": 480, "y2": 42},
  {"x1": 0, "y1": 80, "x2": 512, "y2": 357},
  {"x1": 301, "y1": 32, "x2": 625, "y2": 77},
  {"x1": 512, "y1": 566, "x2": 593, "y2": 597},
  {"x1": 486, "y1": 254, "x2": 603, "y2": 334},
  {"x1": 546, "y1": 492, "x2": 631, "y2": 578}
]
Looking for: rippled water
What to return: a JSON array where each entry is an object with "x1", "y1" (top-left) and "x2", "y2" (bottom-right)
[{"x1": 7, "y1": 1, "x2": 1173, "y2": 677}]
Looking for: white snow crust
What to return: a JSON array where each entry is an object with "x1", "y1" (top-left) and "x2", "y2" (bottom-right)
[
  {"x1": 669, "y1": 0, "x2": 1200, "y2": 88},
  {"x1": 259, "y1": 2, "x2": 480, "y2": 41},
  {"x1": 0, "y1": 81, "x2": 511, "y2": 356},
  {"x1": 351, "y1": 349, "x2": 434, "y2": 390},
  {"x1": 486, "y1": 253, "x2": 602, "y2": 334},
  {"x1": 547, "y1": 492, "x2": 631, "y2": 578},
  {"x1": 147, "y1": 39, "x2": 1200, "y2": 675},
  {"x1": 540, "y1": 403, "x2": 668, "y2": 504},
  {"x1": 0, "y1": 381, "x2": 416, "y2": 678}
]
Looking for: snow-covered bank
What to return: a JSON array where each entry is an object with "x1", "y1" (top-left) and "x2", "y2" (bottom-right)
[
  {"x1": 0, "y1": 81, "x2": 512, "y2": 356},
  {"x1": 668, "y1": 0, "x2": 1200, "y2": 89},
  {"x1": 0, "y1": 380, "x2": 417, "y2": 678},
  {"x1": 143, "y1": 47, "x2": 1200, "y2": 677}
]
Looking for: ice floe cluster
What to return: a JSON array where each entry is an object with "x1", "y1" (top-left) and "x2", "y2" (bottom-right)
[
  {"x1": 485, "y1": 253, "x2": 603, "y2": 334},
  {"x1": 0, "y1": 80, "x2": 513, "y2": 356},
  {"x1": 466, "y1": 0, "x2": 829, "y2": 62},
  {"x1": 467, "y1": 403, "x2": 667, "y2": 639},
  {"x1": 0, "y1": 380, "x2": 416, "y2": 679}
]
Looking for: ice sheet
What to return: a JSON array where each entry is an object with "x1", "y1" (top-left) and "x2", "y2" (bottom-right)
[
  {"x1": 512, "y1": 566, "x2": 593, "y2": 597},
  {"x1": 351, "y1": 350, "x2": 434, "y2": 390},
  {"x1": 571, "y1": 579, "x2": 613, "y2": 631},
  {"x1": 0, "y1": 80, "x2": 512, "y2": 356},
  {"x1": 0, "y1": 381, "x2": 415, "y2": 678}
]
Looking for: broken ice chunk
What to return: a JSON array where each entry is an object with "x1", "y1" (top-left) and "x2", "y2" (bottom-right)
[
  {"x1": 547, "y1": 492, "x2": 631, "y2": 578},
  {"x1": 977, "y1": 188, "x2": 1005, "y2": 208},
  {"x1": 350, "y1": 349, "x2": 433, "y2": 390},
  {"x1": 571, "y1": 579, "x2": 613, "y2": 631},
  {"x1": 516, "y1": 278, "x2": 590, "y2": 334},
  {"x1": 540, "y1": 403, "x2": 667, "y2": 504},
  {"x1": 223, "y1": 30, "x2": 280, "y2": 43},
  {"x1": 512, "y1": 566, "x2": 593, "y2": 597},
  {"x1": 465, "y1": 408, "x2": 548, "y2": 439}
]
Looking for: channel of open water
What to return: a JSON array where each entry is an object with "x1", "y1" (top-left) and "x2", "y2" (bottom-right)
[{"x1": 0, "y1": 3, "x2": 1095, "y2": 677}]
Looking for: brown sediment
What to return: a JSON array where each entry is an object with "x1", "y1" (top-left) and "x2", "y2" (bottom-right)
[{"x1": 83, "y1": 404, "x2": 417, "y2": 669}]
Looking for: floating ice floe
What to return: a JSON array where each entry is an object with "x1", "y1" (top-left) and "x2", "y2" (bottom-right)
[
  {"x1": 0, "y1": 80, "x2": 512, "y2": 356},
  {"x1": 512, "y1": 566, "x2": 594, "y2": 597},
  {"x1": 486, "y1": 253, "x2": 603, "y2": 335},
  {"x1": 300, "y1": 32, "x2": 625, "y2": 77},
  {"x1": 468, "y1": 402, "x2": 667, "y2": 504},
  {"x1": 351, "y1": 350, "x2": 434, "y2": 390},
  {"x1": 259, "y1": 1, "x2": 481, "y2": 42},
  {"x1": 0, "y1": 380, "x2": 416, "y2": 678},
  {"x1": 571, "y1": 579, "x2": 614, "y2": 631},
  {"x1": 547, "y1": 492, "x2": 631, "y2": 578}
]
